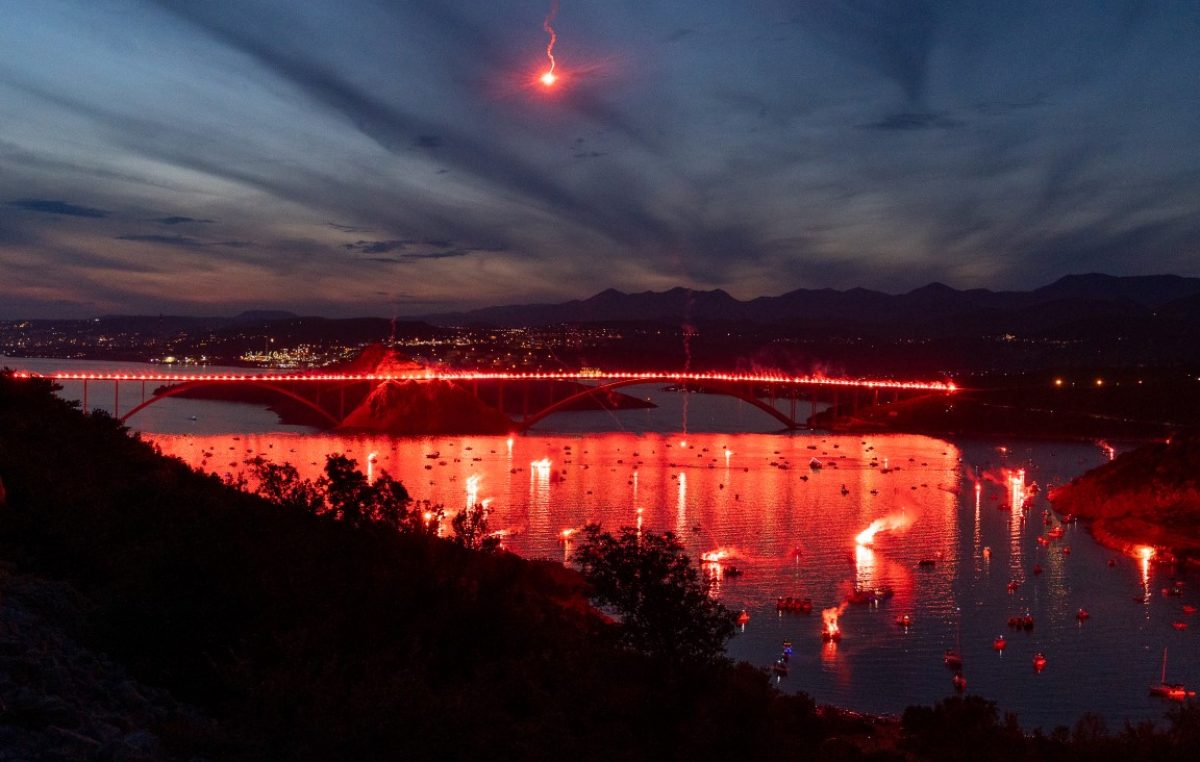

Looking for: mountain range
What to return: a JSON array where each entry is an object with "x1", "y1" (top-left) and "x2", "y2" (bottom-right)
[{"x1": 423, "y1": 274, "x2": 1200, "y2": 332}]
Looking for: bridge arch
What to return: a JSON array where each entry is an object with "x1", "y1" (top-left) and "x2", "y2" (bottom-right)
[
  {"x1": 516, "y1": 378, "x2": 802, "y2": 432},
  {"x1": 118, "y1": 379, "x2": 342, "y2": 427}
]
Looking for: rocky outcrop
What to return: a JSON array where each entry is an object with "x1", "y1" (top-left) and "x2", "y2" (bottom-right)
[
  {"x1": 1050, "y1": 434, "x2": 1200, "y2": 562},
  {"x1": 0, "y1": 568, "x2": 219, "y2": 760}
]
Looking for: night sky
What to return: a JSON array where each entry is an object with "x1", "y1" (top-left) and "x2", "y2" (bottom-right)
[{"x1": 2, "y1": 1, "x2": 1197, "y2": 318}]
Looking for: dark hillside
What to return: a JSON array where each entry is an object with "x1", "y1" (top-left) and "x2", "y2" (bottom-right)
[{"x1": 0, "y1": 372, "x2": 822, "y2": 759}]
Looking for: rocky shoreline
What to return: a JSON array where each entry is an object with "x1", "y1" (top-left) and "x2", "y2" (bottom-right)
[{"x1": 0, "y1": 567, "x2": 219, "y2": 761}]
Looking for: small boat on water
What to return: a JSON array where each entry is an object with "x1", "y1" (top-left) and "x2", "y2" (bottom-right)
[
  {"x1": 1008, "y1": 614, "x2": 1035, "y2": 630},
  {"x1": 1076, "y1": 608, "x2": 1090, "y2": 621},
  {"x1": 736, "y1": 610, "x2": 750, "y2": 626},
  {"x1": 952, "y1": 673, "x2": 967, "y2": 692},
  {"x1": 944, "y1": 649, "x2": 963, "y2": 669},
  {"x1": 896, "y1": 614, "x2": 912, "y2": 628},
  {"x1": 993, "y1": 636, "x2": 1007, "y2": 651},
  {"x1": 1184, "y1": 604, "x2": 1198, "y2": 614},
  {"x1": 777, "y1": 596, "x2": 813, "y2": 613},
  {"x1": 1149, "y1": 648, "x2": 1196, "y2": 700},
  {"x1": 809, "y1": 458, "x2": 823, "y2": 470},
  {"x1": 846, "y1": 588, "x2": 873, "y2": 605},
  {"x1": 1032, "y1": 653, "x2": 1047, "y2": 672}
]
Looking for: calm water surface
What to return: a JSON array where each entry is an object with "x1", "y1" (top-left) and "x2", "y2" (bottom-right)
[{"x1": 9, "y1": 356, "x2": 1197, "y2": 730}]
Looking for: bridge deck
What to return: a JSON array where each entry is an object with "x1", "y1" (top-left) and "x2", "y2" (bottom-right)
[{"x1": 13, "y1": 370, "x2": 955, "y2": 392}]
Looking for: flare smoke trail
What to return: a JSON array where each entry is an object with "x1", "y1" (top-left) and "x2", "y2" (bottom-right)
[{"x1": 541, "y1": 1, "x2": 559, "y2": 85}]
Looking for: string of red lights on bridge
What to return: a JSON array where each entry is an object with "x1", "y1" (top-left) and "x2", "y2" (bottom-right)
[{"x1": 13, "y1": 370, "x2": 956, "y2": 392}]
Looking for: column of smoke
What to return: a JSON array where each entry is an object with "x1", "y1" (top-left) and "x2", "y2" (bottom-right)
[{"x1": 855, "y1": 513, "x2": 914, "y2": 546}]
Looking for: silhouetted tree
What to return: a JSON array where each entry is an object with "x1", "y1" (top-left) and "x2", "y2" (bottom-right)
[
  {"x1": 450, "y1": 502, "x2": 500, "y2": 552},
  {"x1": 245, "y1": 456, "x2": 324, "y2": 514},
  {"x1": 572, "y1": 523, "x2": 734, "y2": 663},
  {"x1": 902, "y1": 695, "x2": 1023, "y2": 761}
]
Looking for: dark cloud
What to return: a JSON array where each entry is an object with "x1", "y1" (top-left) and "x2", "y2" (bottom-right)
[
  {"x1": 154, "y1": 216, "x2": 214, "y2": 225},
  {"x1": 117, "y1": 234, "x2": 203, "y2": 247},
  {"x1": 414, "y1": 135, "x2": 443, "y2": 149},
  {"x1": 345, "y1": 239, "x2": 409, "y2": 255},
  {"x1": 327, "y1": 222, "x2": 374, "y2": 233},
  {"x1": 115, "y1": 234, "x2": 253, "y2": 249},
  {"x1": 858, "y1": 112, "x2": 963, "y2": 130},
  {"x1": 363, "y1": 249, "x2": 473, "y2": 263},
  {"x1": 7, "y1": 198, "x2": 109, "y2": 218},
  {"x1": 793, "y1": 0, "x2": 940, "y2": 104},
  {"x1": 406, "y1": 250, "x2": 470, "y2": 260}
]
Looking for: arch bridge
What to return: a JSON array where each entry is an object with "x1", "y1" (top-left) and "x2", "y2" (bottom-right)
[{"x1": 13, "y1": 370, "x2": 956, "y2": 432}]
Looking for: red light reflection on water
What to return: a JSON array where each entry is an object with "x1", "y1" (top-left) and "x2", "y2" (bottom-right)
[{"x1": 148, "y1": 431, "x2": 959, "y2": 611}]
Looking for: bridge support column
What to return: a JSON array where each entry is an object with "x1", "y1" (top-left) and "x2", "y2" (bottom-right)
[
  {"x1": 114, "y1": 381, "x2": 119, "y2": 418},
  {"x1": 82, "y1": 380, "x2": 88, "y2": 414}
]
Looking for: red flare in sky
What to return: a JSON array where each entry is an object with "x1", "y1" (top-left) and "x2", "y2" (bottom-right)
[{"x1": 540, "y1": 1, "x2": 559, "y2": 87}]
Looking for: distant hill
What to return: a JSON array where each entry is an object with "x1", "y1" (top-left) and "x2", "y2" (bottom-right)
[{"x1": 422, "y1": 274, "x2": 1200, "y2": 334}]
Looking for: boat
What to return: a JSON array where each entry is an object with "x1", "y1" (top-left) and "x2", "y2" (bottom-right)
[
  {"x1": 809, "y1": 458, "x2": 823, "y2": 470},
  {"x1": 822, "y1": 629, "x2": 842, "y2": 643},
  {"x1": 1007, "y1": 614, "x2": 1034, "y2": 630},
  {"x1": 1149, "y1": 648, "x2": 1196, "y2": 700},
  {"x1": 1032, "y1": 653, "x2": 1047, "y2": 672},
  {"x1": 918, "y1": 559, "x2": 937, "y2": 568},
  {"x1": 772, "y1": 659, "x2": 789, "y2": 676},
  {"x1": 1007, "y1": 580, "x2": 1020, "y2": 592},
  {"x1": 736, "y1": 610, "x2": 750, "y2": 626},
  {"x1": 1076, "y1": 608, "x2": 1090, "y2": 621},
  {"x1": 896, "y1": 614, "x2": 913, "y2": 628},
  {"x1": 993, "y1": 636, "x2": 1007, "y2": 651},
  {"x1": 952, "y1": 672, "x2": 967, "y2": 692},
  {"x1": 1184, "y1": 604, "x2": 1198, "y2": 614},
  {"x1": 944, "y1": 649, "x2": 963, "y2": 669},
  {"x1": 845, "y1": 588, "x2": 873, "y2": 605},
  {"x1": 777, "y1": 596, "x2": 813, "y2": 613}
]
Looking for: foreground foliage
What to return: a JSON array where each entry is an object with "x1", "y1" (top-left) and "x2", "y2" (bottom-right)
[{"x1": 573, "y1": 524, "x2": 734, "y2": 664}]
